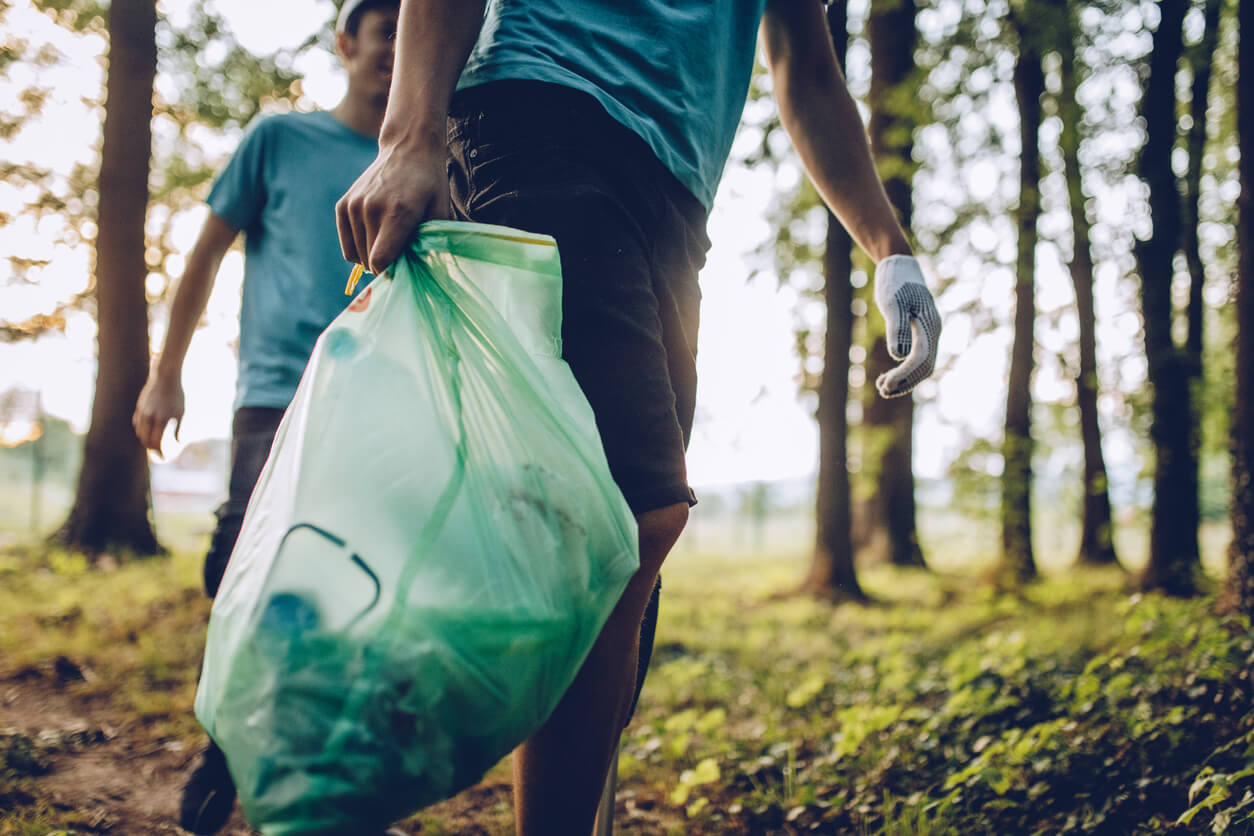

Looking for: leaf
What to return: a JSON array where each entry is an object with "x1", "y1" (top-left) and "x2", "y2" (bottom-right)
[
  {"x1": 691, "y1": 757, "x2": 721, "y2": 785},
  {"x1": 664, "y1": 708, "x2": 700, "y2": 733},
  {"x1": 1189, "y1": 767, "x2": 1217, "y2": 805},
  {"x1": 696, "y1": 707, "x2": 727, "y2": 734},
  {"x1": 786, "y1": 672, "x2": 826, "y2": 708}
]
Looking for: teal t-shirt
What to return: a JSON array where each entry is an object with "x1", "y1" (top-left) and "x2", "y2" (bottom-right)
[
  {"x1": 207, "y1": 110, "x2": 378, "y2": 411},
  {"x1": 457, "y1": 0, "x2": 769, "y2": 209}
]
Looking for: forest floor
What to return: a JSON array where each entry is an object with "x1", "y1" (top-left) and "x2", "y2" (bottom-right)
[{"x1": 1, "y1": 538, "x2": 1251, "y2": 835}]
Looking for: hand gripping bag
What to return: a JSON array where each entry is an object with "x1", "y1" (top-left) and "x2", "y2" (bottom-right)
[{"x1": 194, "y1": 221, "x2": 639, "y2": 835}]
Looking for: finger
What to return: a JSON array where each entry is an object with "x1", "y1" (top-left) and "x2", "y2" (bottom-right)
[
  {"x1": 136, "y1": 414, "x2": 158, "y2": 451},
  {"x1": 875, "y1": 321, "x2": 936, "y2": 398},
  {"x1": 147, "y1": 418, "x2": 167, "y2": 453},
  {"x1": 363, "y1": 202, "x2": 385, "y2": 275},
  {"x1": 890, "y1": 308, "x2": 912, "y2": 361},
  {"x1": 173, "y1": 415, "x2": 182, "y2": 443},
  {"x1": 888, "y1": 285, "x2": 937, "y2": 361},
  {"x1": 345, "y1": 197, "x2": 373, "y2": 276},
  {"x1": 368, "y1": 198, "x2": 427, "y2": 276},
  {"x1": 368, "y1": 214, "x2": 407, "y2": 277},
  {"x1": 336, "y1": 197, "x2": 358, "y2": 264}
]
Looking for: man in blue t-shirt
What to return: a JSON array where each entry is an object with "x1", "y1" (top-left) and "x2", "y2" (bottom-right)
[
  {"x1": 131, "y1": 1, "x2": 400, "y2": 833},
  {"x1": 135, "y1": 0, "x2": 397, "y2": 596},
  {"x1": 338, "y1": 2, "x2": 943, "y2": 834}
]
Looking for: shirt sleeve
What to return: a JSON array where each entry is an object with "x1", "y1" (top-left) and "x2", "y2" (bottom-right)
[{"x1": 206, "y1": 115, "x2": 272, "y2": 232}]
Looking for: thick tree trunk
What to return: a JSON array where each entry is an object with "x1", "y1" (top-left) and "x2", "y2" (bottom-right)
[
  {"x1": 860, "y1": 0, "x2": 926, "y2": 570},
  {"x1": 1225, "y1": 0, "x2": 1254, "y2": 617},
  {"x1": 804, "y1": 0, "x2": 866, "y2": 603},
  {"x1": 1056, "y1": 2, "x2": 1119, "y2": 567},
  {"x1": 1001, "y1": 14, "x2": 1043, "y2": 585},
  {"x1": 1135, "y1": 0, "x2": 1201, "y2": 596},
  {"x1": 55, "y1": 0, "x2": 161, "y2": 556}
]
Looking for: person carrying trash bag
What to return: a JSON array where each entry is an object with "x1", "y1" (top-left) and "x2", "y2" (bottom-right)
[
  {"x1": 196, "y1": 221, "x2": 642, "y2": 834},
  {"x1": 338, "y1": 2, "x2": 943, "y2": 834}
]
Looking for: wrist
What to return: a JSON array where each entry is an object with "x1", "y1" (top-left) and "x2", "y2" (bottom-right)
[
  {"x1": 152, "y1": 356, "x2": 183, "y2": 385},
  {"x1": 378, "y1": 111, "x2": 448, "y2": 157},
  {"x1": 872, "y1": 233, "x2": 914, "y2": 264}
]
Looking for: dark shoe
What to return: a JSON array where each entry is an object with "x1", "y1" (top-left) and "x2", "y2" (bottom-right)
[{"x1": 179, "y1": 741, "x2": 237, "y2": 834}]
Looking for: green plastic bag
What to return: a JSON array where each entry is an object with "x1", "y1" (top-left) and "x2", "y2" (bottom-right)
[{"x1": 194, "y1": 221, "x2": 639, "y2": 835}]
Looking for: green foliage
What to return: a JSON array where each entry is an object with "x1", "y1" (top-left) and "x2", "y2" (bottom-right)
[
  {"x1": 1, "y1": 541, "x2": 1251, "y2": 833},
  {"x1": 623, "y1": 554, "x2": 1254, "y2": 834}
]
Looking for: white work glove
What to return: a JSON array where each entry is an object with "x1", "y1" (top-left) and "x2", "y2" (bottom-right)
[{"x1": 872, "y1": 255, "x2": 942, "y2": 399}]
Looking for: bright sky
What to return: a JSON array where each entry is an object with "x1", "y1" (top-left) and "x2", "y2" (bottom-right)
[{"x1": 0, "y1": 0, "x2": 1159, "y2": 494}]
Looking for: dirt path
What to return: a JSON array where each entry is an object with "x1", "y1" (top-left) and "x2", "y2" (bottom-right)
[
  {"x1": 2, "y1": 668, "x2": 252, "y2": 834},
  {"x1": 1, "y1": 670, "x2": 676, "y2": 835}
]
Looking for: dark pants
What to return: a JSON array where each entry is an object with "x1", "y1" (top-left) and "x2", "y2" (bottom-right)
[
  {"x1": 203, "y1": 407, "x2": 284, "y2": 598},
  {"x1": 448, "y1": 80, "x2": 711, "y2": 723}
]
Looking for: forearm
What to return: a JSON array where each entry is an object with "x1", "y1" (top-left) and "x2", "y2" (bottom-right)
[
  {"x1": 379, "y1": 0, "x2": 487, "y2": 153},
  {"x1": 154, "y1": 215, "x2": 234, "y2": 381},
  {"x1": 763, "y1": 3, "x2": 912, "y2": 263}
]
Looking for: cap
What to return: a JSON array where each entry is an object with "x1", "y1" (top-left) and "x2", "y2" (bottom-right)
[{"x1": 335, "y1": 0, "x2": 368, "y2": 33}]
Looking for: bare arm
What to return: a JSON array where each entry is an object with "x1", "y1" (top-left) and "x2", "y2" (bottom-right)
[
  {"x1": 761, "y1": 0, "x2": 912, "y2": 263},
  {"x1": 132, "y1": 212, "x2": 237, "y2": 453},
  {"x1": 337, "y1": 0, "x2": 487, "y2": 274},
  {"x1": 763, "y1": 0, "x2": 942, "y2": 397}
]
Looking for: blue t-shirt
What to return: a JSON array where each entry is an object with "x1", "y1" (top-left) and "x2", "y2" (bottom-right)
[
  {"x1": 207, "y1": 110, "x2": 378, "y2": 411},
  {"x1": 458, "y1": 0, "x2": 769, "y2": 209}
]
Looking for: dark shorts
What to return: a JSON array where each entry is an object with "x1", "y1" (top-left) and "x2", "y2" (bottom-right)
[
  {"x1": 203, "y1": 406, "x2": 284, "y2": 597},
  {"x1": 447, "y1": 80, "x2": 711, "y2": 515}
]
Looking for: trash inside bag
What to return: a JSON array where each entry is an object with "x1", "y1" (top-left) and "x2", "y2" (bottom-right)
[{"x1": 194, "y1": 221, "x2": 639, "y2": 835}]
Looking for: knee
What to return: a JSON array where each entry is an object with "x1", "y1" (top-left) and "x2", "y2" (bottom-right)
[{"x1": 636, "y1": 502, "x2": 689, "y2": 573}]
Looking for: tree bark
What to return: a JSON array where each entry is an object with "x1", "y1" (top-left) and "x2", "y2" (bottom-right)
[
  {"x1": 1001, "y1": 12, "x2": 1044, "y2": 585},
  {"x1": 54, "y1": 0, "x2": 161, "y2": 557},
  {"x1": 1225, "y1": 0, "x2": 1254, "y2": 617},
  {"x1": 1135, "y1": 0, "x2": 1201, "y2": 596},
  {"x1": 1056, "y1": 1, "x2": 1119, "y2": 567},
  {"x1": 860, "y1": 0, "x2": 926, "y2": 570},
  {"x1": 804, "y1": 0, "x2": 866, "y2": 603},
  {"x1": 1179, "y1": 0, "x2": 1220, "y2": 577},
  {"x1": 806, "y1": 214, "x2": 866, "y2": 602},
  {"x1": 1183, "y1": 0, "x2": 1221, "y2": 370}
]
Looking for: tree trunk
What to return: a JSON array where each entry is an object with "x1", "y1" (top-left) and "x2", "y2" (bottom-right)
[
  {"x1": 806, "y1": 215, "x2": 866, "y2": 602},
  {"x1": 1224, "y1": 0, "x2": 1254, "y2": 617},
  {"x1": 1001, "y1": 13, "x2": 1044, "y2": 586},
  {"x1": 804, "y1": 0, "x2": 866, "y2": 603},
  {"x1": 1179, "y1": 0, "x2": 1220, "y2": 576},
  {"x1": 860, "y1": 0, "x2": 926, "y2": 570},
  {"x1": 1182, "y1": 0, "x2": 1221, "y2": 372},
  {"x1": 1135, "y1": 0, "x2": 1201, "y2": 596},
  {"x1": 1056, "y1": 1, "x2": 1119, "y2": 567},
  {"x1": 54, "y1": 0, "x2": 161, "y2": 557}
]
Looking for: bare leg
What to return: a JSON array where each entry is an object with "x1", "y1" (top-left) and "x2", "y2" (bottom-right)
[{"x1": 512, "y1": 502, "x2": 689, "y2": 836}]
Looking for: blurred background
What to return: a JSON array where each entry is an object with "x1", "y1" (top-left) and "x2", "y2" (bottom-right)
[{"x1": 0, "y1": 0, "x2": 1243, "y2": 591}]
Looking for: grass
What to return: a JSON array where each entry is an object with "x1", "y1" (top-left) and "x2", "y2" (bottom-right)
[{"x1": 1, "y1": 502, "x2": 1251, "y2": 834}]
